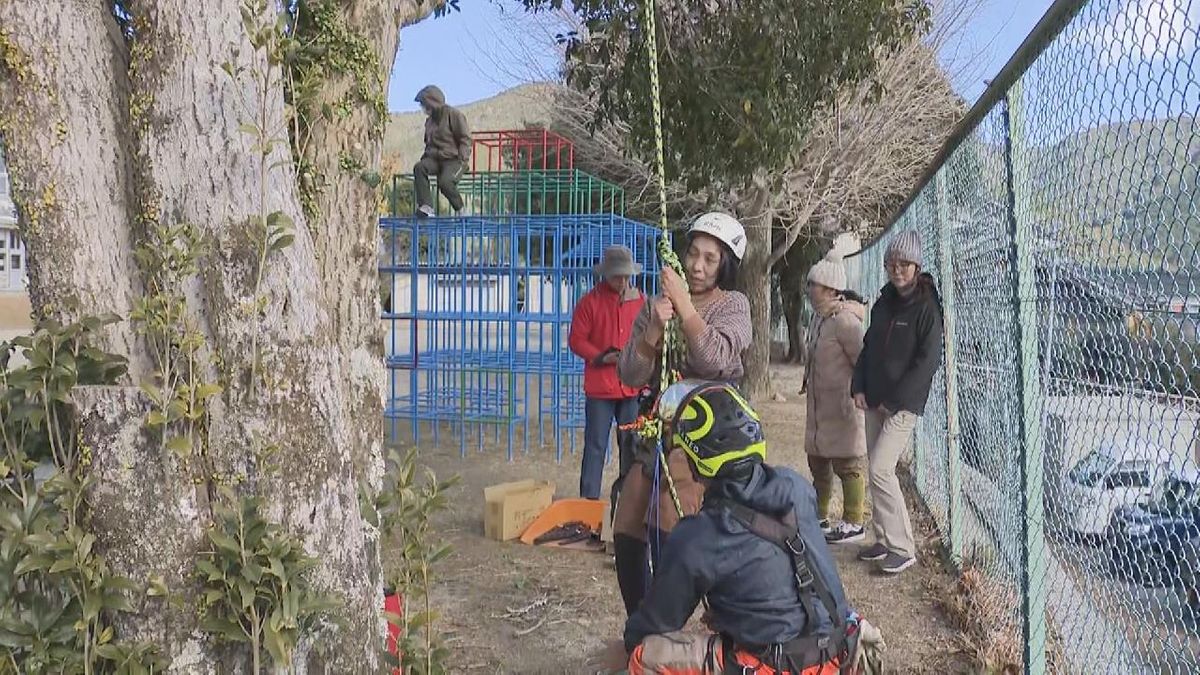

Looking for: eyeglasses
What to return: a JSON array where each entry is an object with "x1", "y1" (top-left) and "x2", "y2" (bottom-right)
[{"x1": 884, "y1": 260, "x2": 917, "y2": 272}]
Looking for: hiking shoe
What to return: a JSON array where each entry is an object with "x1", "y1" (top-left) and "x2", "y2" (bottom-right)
[
  {"x1": 857, "y1": 543, "x2": 888, "y2": 562},
  {"x1": 879, "y1": 552, "x2": 916, "y2": 574},
  {"x1": 417, "y1": 204, "x2": 435, "y2": 218},
  {"x1": 826, "y1": 522, "x2": 866, "y2": 545},
  {"x1": 818, "y1": 518, "x2": 832, "y2": 535}
]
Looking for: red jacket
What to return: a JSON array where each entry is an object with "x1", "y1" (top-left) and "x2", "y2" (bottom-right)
[{"x1": 569, "y1": 282, "x2": 646, "y2": 399}]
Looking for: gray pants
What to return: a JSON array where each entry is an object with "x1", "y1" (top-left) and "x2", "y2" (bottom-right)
[
  {"x1": 866, "y1": 408, "x2": 918, "y2": 558},
  {"x1": 413, "y1": 156, "x2": 464, "y2": 211}
]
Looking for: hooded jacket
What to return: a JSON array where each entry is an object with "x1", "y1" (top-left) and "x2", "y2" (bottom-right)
[
  {"x1": 804, "y1": 296, "x2": 867, "y2": 459},
  {"x1": 623, "y1": 463, "x2": 850, "y2": 653},
  {"x1": 415, "y1": 85, "x2": 471, "y2": 162},
  {"x1": 851, "y1": 273, "x2": 944, "y2": 416}
]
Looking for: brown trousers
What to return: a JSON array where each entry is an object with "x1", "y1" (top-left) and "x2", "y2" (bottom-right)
[{"x1": 612, "y1": 450, "x2": 705, "y2": 540}]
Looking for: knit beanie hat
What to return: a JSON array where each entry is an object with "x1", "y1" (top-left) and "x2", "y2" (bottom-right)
[
  {"x1": 885, "y1": 230, "x2": 923, "y2": 266},
  {"x1": 807, "y1": 250, "x2": 847, "y2": 290}
]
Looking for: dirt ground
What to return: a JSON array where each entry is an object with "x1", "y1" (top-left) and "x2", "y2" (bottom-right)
[{"x1": 400, "y1": 364, "x2": 976, "y2": 674}]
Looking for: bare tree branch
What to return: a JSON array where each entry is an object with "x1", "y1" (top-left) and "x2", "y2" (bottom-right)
[{"x1": 760, "y1": 0, "x2": 974, "y2": 266}]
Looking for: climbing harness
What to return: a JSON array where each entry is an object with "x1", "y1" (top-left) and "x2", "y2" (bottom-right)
[{"x1": 711, "y1": 497, "x2": 861, "y2": 675}]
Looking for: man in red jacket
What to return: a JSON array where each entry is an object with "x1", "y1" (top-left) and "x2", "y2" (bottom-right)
[{"x1": 569, "y1": 245, "x2": 647, "y2": 501}]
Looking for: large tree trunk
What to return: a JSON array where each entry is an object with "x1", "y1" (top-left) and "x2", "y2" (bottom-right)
[
  {"x1": 0, "y1": 1, "x2": 149, "y2": 379},
  {"x1": 735, "y1": 184, "x2": 774, "y2": 401},
  {"x1": 0, "y1": 0, "x2": 443, "y2": 671},
  {"x1": 121, "y1": 2, "x2": 382, "y2": 668}
]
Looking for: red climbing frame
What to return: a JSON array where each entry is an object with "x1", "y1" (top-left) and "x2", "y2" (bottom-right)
[{"x1": 470, "y1": 129, "x2": 575, "y2": 173}]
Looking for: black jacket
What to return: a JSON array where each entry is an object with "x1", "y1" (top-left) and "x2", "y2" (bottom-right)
[
  {"x1": 623, "y1": 463, "x2": 850, "y2": 653},
  {"x1": 851, "y1": 273, "x2": 944, "y2": 415}
]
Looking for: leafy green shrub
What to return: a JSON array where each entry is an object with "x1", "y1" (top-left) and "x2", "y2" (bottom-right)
[
  {"x1": 194, "y1": 487, "x2": 337, "y2": 673},
  {"x1": 0, "y1": 315, "x2": 166, "y2": 673},
  {"x1": 364, "y1": 447, "x2": 458, "y2": 675}
]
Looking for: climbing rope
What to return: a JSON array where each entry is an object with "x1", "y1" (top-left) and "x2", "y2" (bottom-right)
[
  {"x1": 613, "y1": 0, "x2": 689, "y2": 580},
  {"x1": 640, "y1": 0, "x2": 685, "y2": 524}
]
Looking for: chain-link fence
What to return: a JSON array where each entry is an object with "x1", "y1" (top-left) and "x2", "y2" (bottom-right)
[{"x1": 847, "y1": 0, "x2": 1200, "y2": 671}]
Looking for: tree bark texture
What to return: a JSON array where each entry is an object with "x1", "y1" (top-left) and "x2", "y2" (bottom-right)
[
  {"x1": 735, "y1": 184, "x2": 773, "y2": 401},
  {"x1": 73, "y1": 386, "x2": 212, "y2": 667},
  {"x1": 0, "y1": 0, "x2": 440, "y2": 671},
  {"x1": 0, "y1": 1, "x2": 149, "y2": 380},
  {"x1": 123, "y1": 2, "x2": 381, "y2": 669},
  {"x1": 778, "y1": 237, "x2": 826, "y2": 364}
]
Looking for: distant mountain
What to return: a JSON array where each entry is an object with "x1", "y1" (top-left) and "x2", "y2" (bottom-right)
[
  {"x1": 947, "y1": 116, "x2": 1199, "y2": 272},
  {"x1": 1037, "y1": 116, "x2": 1200, "y2": 272},
  {"x1": 383, "y1": 83, "x2": 557, "y2": 172}
]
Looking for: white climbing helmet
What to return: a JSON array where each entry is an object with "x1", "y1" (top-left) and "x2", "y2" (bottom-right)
[{"x1": 689, "y1": 212, "x2": 747, "y2": 261}]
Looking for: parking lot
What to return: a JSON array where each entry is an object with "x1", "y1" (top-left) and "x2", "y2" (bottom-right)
[{"x1": 957, "y1": 457, "x2": 1200, "y2": 672}]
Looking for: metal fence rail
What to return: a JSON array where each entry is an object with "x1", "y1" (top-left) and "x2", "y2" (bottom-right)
[
  {"x1": 847, "y1": 0, "x2": 1200, "y2": 672},
  {"x1": 381, "y1": 213, "x2": 660, "y2": 461}
]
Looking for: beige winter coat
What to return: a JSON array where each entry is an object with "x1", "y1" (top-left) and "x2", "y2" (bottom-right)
[{"x1": 803, "y1": 300, "x2": 867, "y2": 459}]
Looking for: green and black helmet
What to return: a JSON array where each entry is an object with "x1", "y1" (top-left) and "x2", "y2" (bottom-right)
[{"x1": 663, "y1": 380, "x2": 766, "y2": 479}]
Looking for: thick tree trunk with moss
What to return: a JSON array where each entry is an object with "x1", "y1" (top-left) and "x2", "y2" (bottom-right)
[
  {"x1": 0, "y1": 2, "x2": 149, "y2": 379},
  {"x1": 0, "y1": 0, "x2": 443, "y2": 670}
]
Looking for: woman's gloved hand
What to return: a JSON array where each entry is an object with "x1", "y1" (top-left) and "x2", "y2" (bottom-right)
[{"x1": 849, "y1": 618, "x2": 886, "y2": 675}]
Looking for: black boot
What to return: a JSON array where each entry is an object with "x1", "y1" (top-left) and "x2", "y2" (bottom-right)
[{"x1": 614, "y1": 534, "x2": 648, "y2": 616}]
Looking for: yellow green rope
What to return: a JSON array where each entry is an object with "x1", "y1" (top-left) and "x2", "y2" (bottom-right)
[{"x1": 641, "y1": 0, "x2": 685, "y2": 523}]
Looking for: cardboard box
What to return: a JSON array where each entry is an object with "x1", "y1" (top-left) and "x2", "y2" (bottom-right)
[{"x1": 483, "y1": 479, "x2": 555, "y2": 541}]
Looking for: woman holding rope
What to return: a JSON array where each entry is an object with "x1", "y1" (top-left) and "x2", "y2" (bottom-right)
[{"x1": 612, "y1": 212, "x2": 752, "y2": 616}]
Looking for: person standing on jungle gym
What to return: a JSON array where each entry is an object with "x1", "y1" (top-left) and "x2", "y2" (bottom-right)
[
  {"x1": 569, "y1": 245, "x2": 647, "y2": 504},
  {"x1": 802, "y1": 250, "x2": 869, "y2": 546},
  {"x1": 851, "y1": 230, "x2": 943, "y2": 575},
  {"x1": 412, "y1": 85, "x2": 470, "y2": 217},
  {"x1": 612, "y1": 212, "x2": 752, "y2": 617}
]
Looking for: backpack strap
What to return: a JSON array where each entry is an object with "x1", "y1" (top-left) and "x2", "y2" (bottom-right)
[{"x1": 719, "y1": 499, "x2": 847, "y2": 638}]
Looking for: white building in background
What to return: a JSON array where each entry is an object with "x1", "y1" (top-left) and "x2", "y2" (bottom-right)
[
  {"x1": 0, "y1": 155, "x2": 26, "y2": 293},
  {"x1": 0, "y1": 150, "x2": 31, "y2": 346}
]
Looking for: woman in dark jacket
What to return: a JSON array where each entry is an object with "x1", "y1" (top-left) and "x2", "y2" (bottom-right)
[{"x1": 851, "y1": 230, "x2": 943, "y2": 575}]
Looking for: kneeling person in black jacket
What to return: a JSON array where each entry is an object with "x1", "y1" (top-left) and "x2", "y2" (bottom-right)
[{"x1": 623, "y1": 381, "x2": 881, "y2": 675}]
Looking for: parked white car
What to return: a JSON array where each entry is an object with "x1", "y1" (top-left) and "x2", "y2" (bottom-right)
[{"x1": 1057, "y1": 439, "x2": 1170, "y2": 538}]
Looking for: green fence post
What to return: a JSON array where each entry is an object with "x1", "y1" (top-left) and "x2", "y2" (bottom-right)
[
  {"x1": 911, "y1": 224, "x2": 923, "y2": 491},
  {"x1": 934, "y1": 172, "x2": 963, "y2": 565},
  {"x1": 913, "y1": 403, "x2": 923, "y2": 490},
  {"x1": 1002, "y1": 81, "x2": 1048, "y2": 675}
]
